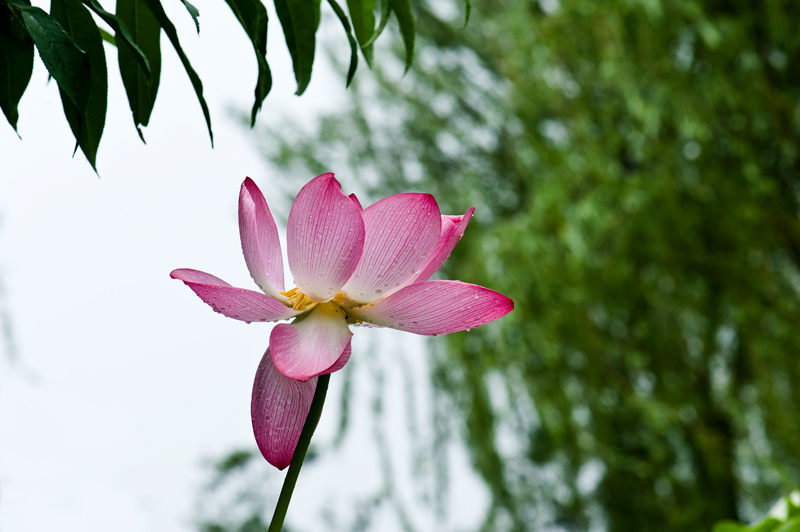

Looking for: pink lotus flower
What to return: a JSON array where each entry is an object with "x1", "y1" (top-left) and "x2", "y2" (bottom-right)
[{"x1": 171, "y1": 174, "x2": 513, "y2": 469}]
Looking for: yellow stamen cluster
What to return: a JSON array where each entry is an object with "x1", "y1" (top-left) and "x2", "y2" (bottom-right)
[{"x1": 281, "y1": 287, "x2": 316, "y2": 311}]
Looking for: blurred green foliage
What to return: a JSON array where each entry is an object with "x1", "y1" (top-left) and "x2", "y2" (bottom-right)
[
  {"x1": 195, "y1": 449, "x2": 286, "y2": 532},
  {"x1": 264, "y1": 0, "x2": 800, "y2": 530}
]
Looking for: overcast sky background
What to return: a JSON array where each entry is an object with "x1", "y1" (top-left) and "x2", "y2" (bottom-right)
[{"x1": 0, "y1": 2, "x2": 489, "y2": 530}]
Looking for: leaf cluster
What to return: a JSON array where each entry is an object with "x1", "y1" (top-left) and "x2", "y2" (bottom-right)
[{"x1": 0, "y1": 0, "x2": 457, "y2": 171}]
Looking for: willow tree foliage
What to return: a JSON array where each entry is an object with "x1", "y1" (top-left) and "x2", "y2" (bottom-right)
[
  {"x1": 0, "y1": 0, "x2": 453, "y2": 170},
  {"x1": 263, "y1": 0, "x2": 800, "y2": 530}
]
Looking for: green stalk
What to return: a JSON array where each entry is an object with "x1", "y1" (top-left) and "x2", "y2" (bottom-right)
[{"x1": 268, "y1": 373, "x2": 331, "y2": 532}]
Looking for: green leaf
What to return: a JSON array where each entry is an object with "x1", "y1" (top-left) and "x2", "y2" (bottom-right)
[
  {"x1": 462, "y1": 0, "x2": 470, "y2": 28},
  {"x1": 142, "y1": 0, "x2": 212, "y2": 145},
  {"x1": 97, "y1": 26, "x2": 115, "y2": 45},
  {"x1": 178, "y1": 0, "x2": 199, "y2": 33},
  {"x1": 273, "y1": 0, "x2": 320, "y2": 96},
  {"x1": 712, "y1": 522, "x2": 747, "y2": 532},
  {"x1": 50, "y1": 0, "x2": 107, "y2": 172},
  {"x1": 326, "y1": 0, "x2": 357, "y2": 87},
  {"x1": 5, "y1": 0, "x2": 89, "y2": 111},
  {"x1": 389, "y1": 0, "x2": 413, "y2": 73},
  {"x1": 750, "y1": 518, "x2": 782, "y2": 532},
  {"x1": 116, "y1": 0, "x2": 161, "y2": 142},
  {"x1": 773, "y1": 519, "x2": 800, "y2": 532},
  {"x1": 81, "y1": 0, "x2": 150, "y2": 78},
  {"x1": 360, "y1": 0, "x2": 388, "y2": 48},
  {"x1": 345, "y1": 0, "x2": 374, "y2": 67},
  {"x1": 0, "y1": 2, "x2": 34, "y2": 132},
  {"x1": 223, "y1": 0, "x2": 270, "y2": 126}
]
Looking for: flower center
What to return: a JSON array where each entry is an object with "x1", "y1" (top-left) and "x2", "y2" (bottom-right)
[{"x1": 280, "y1": 287, "x2": 317, "y2": 311}]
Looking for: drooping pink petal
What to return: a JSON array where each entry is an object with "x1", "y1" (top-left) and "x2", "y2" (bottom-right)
[
  {"x1": 270, "y1": 302, "x2": 353, "y2": 380},
  {"x1": 340, "y1": 193, "x2": 441, "y2": 304},
  {"x1": 348, "y1": 280, "x2": 514, "y2": 335},
  {"x1": 408, "y1": 208, "x2": 474, "y2": 284},
  {"x1": 323, "y1": 340, "x2": 352, "y2": 373},
  {"x1": 251, "y1": 348, "x2": 317, "y2": 470},
  {"x1": 287, "y1": 173, "x2": 365, "y2": 303},
  {"x1": 170, "y1": 269, "x2": 301, "y2": 323},
  {"x1": 239, "y1": 178, "x2": 285, "y2": 299}
]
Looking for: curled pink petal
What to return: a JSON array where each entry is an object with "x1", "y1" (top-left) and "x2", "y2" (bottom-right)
[
  {"x1": 170, "y1": 268, "x2": 232, "y2": 287},
  {"x1": 239, "y1": 178, "x2": 285, "y2": 299},
  {"x1": 287, "y1": 173, "x2": 365, "y2": 303},
  {"x1": 170, "y1": 269, "x2": 301, "y2": 323},
  {"x1": 348, "y1": 280, "x2": 514, "y2": 335},
  {"x1": 409, "y1": 208, "x2": 474, "y2": 284},
  {"x1": 270, "y1": 302, "x2": 353, "y2": 380},
  {"x1": 252, "y1": 348, "x2": 317, "y2": 470},
  {"x1": 348, "y1": 193, "x2": 363, "y2": 210},
  {"x1": 341, "y1": 193, "x2": 441, "y2": 304},
  {"x1": 323, "y1": 340, "x2": 352, "y2": 374}
]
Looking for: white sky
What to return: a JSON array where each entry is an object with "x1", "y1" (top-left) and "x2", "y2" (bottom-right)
[{"x1": 0, "y1": 2, "x2": 489, "y2": 530}]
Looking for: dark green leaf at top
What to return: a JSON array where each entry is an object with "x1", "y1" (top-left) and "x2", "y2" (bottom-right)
[
  {"x1": 224, "y1": 0, "x2": 270, "y2": 126},
  {"x1": 178, "y1": 0, "x2": 199, "y2": 33},
  {"x1": 82, "y1": 0, "x2": 150, "y2": 78},
  {"x1": 361, "y1": 0, "x2": 389, "y2": 48},
  {"x1": 345, "y1": 0, "x2": 375, "y2": 67},
  {"x1": 116, "y1": 0, "x2": 161, "y2": 142},
  {"x1": 142, "y1": 0, "x2": 213, "y2": 146},
  {"x1": 0, "y1": 2, "x2": 34, "y2": 132},
  {"x1": 274, "y1": 0, "x2": 321, "y2": 96},
  {"x1": 389, "y1": 0, "x2": 413, "y2": 73},
  {"x1": 5, "y1": 0, "x2": 89, "y2": 111},
  {"x1": 326, "y1": 0, "x2": 357, "y2": 87},
  {"x1": 51, "y1": 0, "x2": 107, "y2": 172}
]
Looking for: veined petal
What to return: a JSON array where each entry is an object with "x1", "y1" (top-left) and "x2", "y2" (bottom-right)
[
  {"x1": 408, "y1": 208, "x2": 474, "y2": 284},
  {"x1": 349, "y1": 280, "x2": 514, "y2": 335},
  {"x1": 270, "y1": 302, "x2": 353, "y2": 381},
  {"x1": 251, "y1": 348, "x2": 317, "y2": 470},
  {"x1": 239, "y1": 178, "x2": 285, "y2": 299},
  {"x1": 170, "y1": 269, "x2": 301, "y2": 323},
  {"x1": 324, "y1": 340, "x2": 352, "y2": 374},
  {"x1": 340, "y1": 193, "x2": 441, "y2": 305},
  {"x1": 348, "y1": 193, "x2": 363, "y2": 210},
  {"x1": 287, "y1": 173, "x2": 365, "y2": 302}
]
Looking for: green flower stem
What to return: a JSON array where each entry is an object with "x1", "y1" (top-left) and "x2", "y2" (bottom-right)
[{"x1": 268, "y1": 373, "x2": 331, "y2": 532}]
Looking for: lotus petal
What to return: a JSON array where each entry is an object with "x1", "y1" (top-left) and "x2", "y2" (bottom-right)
[
  {"x1": 287, "y1": 173, "x2": 365, "y2": 303},
  {"x1": 270, "y1": 302, "x2": 353, "y2": 380},
  {"x1": 349, "y1": 280, "x2": 514, "y2": 335},
  {"x1": 239, "y1": 178, "x2": 285, "y2": 299},
  {"x1": 251, "y1": 348, "x2": 317, "y2": 470},
  {"x1": 170, "y1": 269, "x2": 301, "y2": 322}
]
